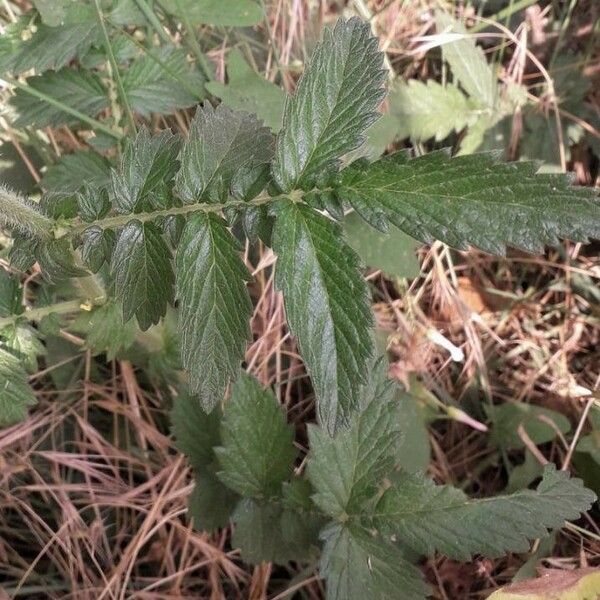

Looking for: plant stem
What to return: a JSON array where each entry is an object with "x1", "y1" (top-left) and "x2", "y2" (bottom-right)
[
  {"x1": 5, "y1": 77, "x2": 123, "y2": 140},
  {"x1": 133, "y1": 0, "x2": 173, "y2": 44},
  {"x1": 93, "y1": 0, "x2": 137, "y2": 134},
  {"x1": 174, "y1": 0, "x2": 213, "y2": 81},
  {"x1": 0, "y1": 300, "x2": 85, "y2": 329},
  {"x1": 0, "y1": 186, "x2": 53, "y2": 239}
]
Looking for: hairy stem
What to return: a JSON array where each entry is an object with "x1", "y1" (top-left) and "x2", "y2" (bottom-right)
[{"x1": 0, "y1": 186, "x2": 53, "y2": 239}]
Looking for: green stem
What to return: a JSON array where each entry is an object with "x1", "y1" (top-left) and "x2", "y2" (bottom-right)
[
  {"x1": 133, "y1": 0, "x2": 173, "y2": 44},
  {"x1": 5, "y1": 77, "x2": 122, "y2": 140},
  {"x1": 66, "y1": 193, "x2": 278, "y2": 235},
  {"x1": 93, "y1": 0, "x2": 137, "y2": 134},
  {"x1": 0, "y1": 186, "x2": 53, "y2": 239},
  {"x1": 0, "y1": 300, "x2": 84, "y2": 329},
  {"x1": 470, "y1": 0, "x2": 539, "y2": 33}
]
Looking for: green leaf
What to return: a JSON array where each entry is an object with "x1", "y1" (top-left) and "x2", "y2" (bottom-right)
[
  {"x1": 110, "y1": 128, "x2": 180, "y2": 214},
  {"x1": 272, "y1": 18, "x2": 386, "y2": 192},
  {"x1": 373, "y1": 465, "x2": 596, "y2": 560},
  {"x1": 81, "y1": 226, "x2": 115, "y2": 273},
  {"x1": 272, "y1": 202, "x2": 373, "y2": 432},
  {"x1": 73, "y1": 301, "x2": 136, "y2": 360},
  {"x1": 395, "y1": 388, "x2": 431, "y2": 473},
  {"x1": 343, "y1": 212, "x2": 420, "y2": 279},
  {"x1": 388, "y1": 79, "x2": 480, "y2": 142},
  {"x1": 77, "y1": 185, "x2": 110, "y2": 222},
  {"x1": 0, "y1": 346, "x2": 37, "y2": 428},
  {"x1": 175, "y1": 212, "x2": 252, "y2": 408},
  {"x1": 0, "y1": 323, "x2": 45, "y2": 372},
  {"x1": 175, "y1": 104, "x2": 273, "y2": 204},
  {"x1": 338, "y1": 150, "x2": 600, "y2": 255},
  {"x1": 205, "y1": 49, "x2": 286, "y2": 131},
  {"x1": 486, "y1": 402, "x2": 571, "y2": 451},
  {"x1": 10, "y1": 69, "x2": 109, "y2": 129},
  {"x1": 157, "y1": 0, "x2": 263, "y2": 26},
  {"x1": 320, "y1": 524, "x2": 428, "y2": 600},
  {"x1": 216, "y1": 373, "x2": 296, "y2": 499},
  {"x1": 36, "y1": 238, "x2": 87, "y2": 282},
  {"x1": 32, "y1": 0, "x2": 71, "y2": 26},
  {"x1": 6, "y1": 8, "x2": 101, "y2": 75},
  {"x1": 122, "y1": 47, "x2": 205, "y2": 117},
  {"x1": 111, "y1": 220, "x2": 174, "y2": 330},
  {"x1": 189, "y1": 472, "x2": 238, "y2": 531},
  {"x1": 42, "y1": 151, "x2": 111, "y2": 193},
  {"x1": 435, "y1": 11, "x2": 497, "y2": 108},
  {"x1": 0, "y1": 269, "x2": 22, "y2": 317},
  {"x1": 307, "y1": 358, "x2": 399, "y2": 517},
  {"x1": 232, "y1": 497, "x2": 321, "y2": 565}
]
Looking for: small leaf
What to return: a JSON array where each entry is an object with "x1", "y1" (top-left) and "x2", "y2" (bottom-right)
[
  {"x1": 0, "y1": 269, "x2": 22, "y2": 317},
  {"x1": 373, "y1": 465, "x2": 596, "y2": 560},
  {"x1": 111, "y1": 220, "x2": 174, "y2": 330},
  {"x1": 216, "y1": 373, "x2": 296, "y2": 499},
  {"x1": 272, "y1": 17, "x2": 386, "y2": 192},
  {"x1": 272, "y1": 201, "x2": 373, "y2": 433},
  {"x1": 122, "y1": 47, "x2": 205, "y2": 117},
  {"x1": 206, "y1": 49, "x2": 286, "y2": 131},
  {"x1": 388, "y1": 79, "x2": 480, "y2": 142},
  {"x1": 42, "y1": 151, "x2": 111, "y2": 194},
  {"x1": 189, "y1": 472, "x2": 238, "y2": 531},
  {"x1": 157, "y1": 0, "x2": 263, "y2": 26},
  {"x1": 176, "y1": 212, "x2": 252, "y2": 408},
  {"x1": 0, "y1": 323, "x2": 45, "y2": 372},
  {"x1": 175, "y1": 104, "x2": 273, "y2": 204},
  {"x1": 339, "y1": 151, "x2": 600, "y2": 255},
  {"x1": 343, "y1": 212, "x2": 420, "y2": 279},
  {"x1": 307, "y1": 358, "x2": 399, "y2": 517},
  {"x1": 77, "y1": 185, "x2": 110, "y2": 222},
  {"x1": 320, "y1": 524, "x2": 429, "y2": 600},
  {"x1": 0, "y1": 346, "x2": 37, "y2": 428},
  {"x1": 10, "y1": 69, "x2": 109, "y2": 129},
  {"x1": 81, "y1": 226, "x2": 115, "y2": 273},
  {"x1": 73, "y1": 301, "x2": 136, "y2": 360},
  {"x1": 110, "y1": 128, "x2": 180, "y2": 214},
  {"x1": 36, "y1": 238, "x2": 87, "y2": 282},
  {"x1": 435, "y1": 11, "x2": 497, "y2": 108}
]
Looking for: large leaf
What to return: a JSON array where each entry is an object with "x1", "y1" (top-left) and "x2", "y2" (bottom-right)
[
  {"x1": 122, "y1": 47, "x2": 205, "y2": 117},
  {"x1": 157, "y1": 0, "x2": 263, "y2": 26},
  {"x1": 272, "y1": 18, "x2": 386, "y2": 192},
  {"x1": 175, "y1": 212, "x2": 252, "y2": 408},
  {"x1": 307, "y1": 359, "x2": 398, "y2": 517},
  {"x1": 338, "y1": 150, "x2": 600, "y2": 255},
  {"x1": 320, "y1": 524, "x2": 428, "y2": 600},
  {"x1": 206, "y1": 49, "x2": 286, "y2": 132},
  {"x1": 110, "y1": 128, "x2": 180, "y2": 214},
  {"x1": 373, "y1": 465, "x2": 596, "y2": 560},
  {"x1": 175, "y1": 104, "x2": 273, "y2": 204},
  {"x1": 388, "y1": 79, "x2": 480, "y2": 142},
  {"x1": 111, "y1": 220, "x2": 174, "y2": 330},
  {"x1": 436, "y1": 11, "x2": 496, "y2": 108},
  {"x1": 0, "y1": 346, "x2": 37, "y2": 427},
  {"x1": 272, "y1": 202, "x2": 373, "y2": 433},
  {"x1": 215, "y1": 374, "x2": 296, "y2": 499},
  {"x1": 10, "y1": 69, "x2": 109, "y2": 129},
  {"x1": 41, "y1": 151, "x2": 111, "y2": 193}
]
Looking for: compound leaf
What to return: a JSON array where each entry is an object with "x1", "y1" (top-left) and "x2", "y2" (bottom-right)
[
  {"x1": 373, "y1": 465, "x2": 596, "y2": 560},
  {"x1": 206, "y1": 49, "x2": 286, "y2": 131},
  {"x1": 339, "y1": 151, "x2": 600, "y2": 254},
  {"x1": 0, "y1": 346, "x2": 37, "y2": 427},
  {"x1": 122, "y1": 47, "x2": 205, "y2": 117},
  {"x1": 272, "y1": 201, "x2": 373, "y2": 433},
  {"x1": 111, "y1": 220, "x2": 174, "y2": 330},
  {"x1": 388, "y1": 79, "x2": 480, "y2": 142},
  {"x1": 175, "y1": 212, "x2": 252, "y2": 408},
  {"x1": 320, "y1": 524, "x2": 429, "y2": 600},
  {"x1": 307, "y1": 359, "x2": 398, "y2": 517},
  {"x1": 216, "y1": 373, "x2": 296, "y2": 499},
  {"x1": 10, "y1": 69, "x2": 109, "y2": 129},
  {"x1": 272, "y1": 18, "x2": 386, "y2": 192},
  {"x1": 176, "y1": 104, "x2": 273, "y2": 204}
]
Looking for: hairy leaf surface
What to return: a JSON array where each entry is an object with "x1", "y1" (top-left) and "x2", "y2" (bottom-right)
[
  {"x1": 272, "y1": 18, "x2": 386, "y2": 191},
  {"x1": 176, "y1": 213, "x2": 252, "y2": 408},
  {"x1": 373, "y1": 465, "x2": 596, "y2": 560},
  {"x1": 272, "y1": 201, "x2": 373, "y2": 433},
  {"x1": 338, "y1": 151, "x2": 600, "y2": 254},
  {"x1": 176, "y1": 104, "x2": 273, "y2": 204},
  {"x1": 320, "y1": 524, "x2": 428, "y2": 600},
  {"x1": 111, "y1": 220, "x2": 174, "y2": 330},
  {"x1": 216, "y1": 374, "x2": 296, "y2": 498}
]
